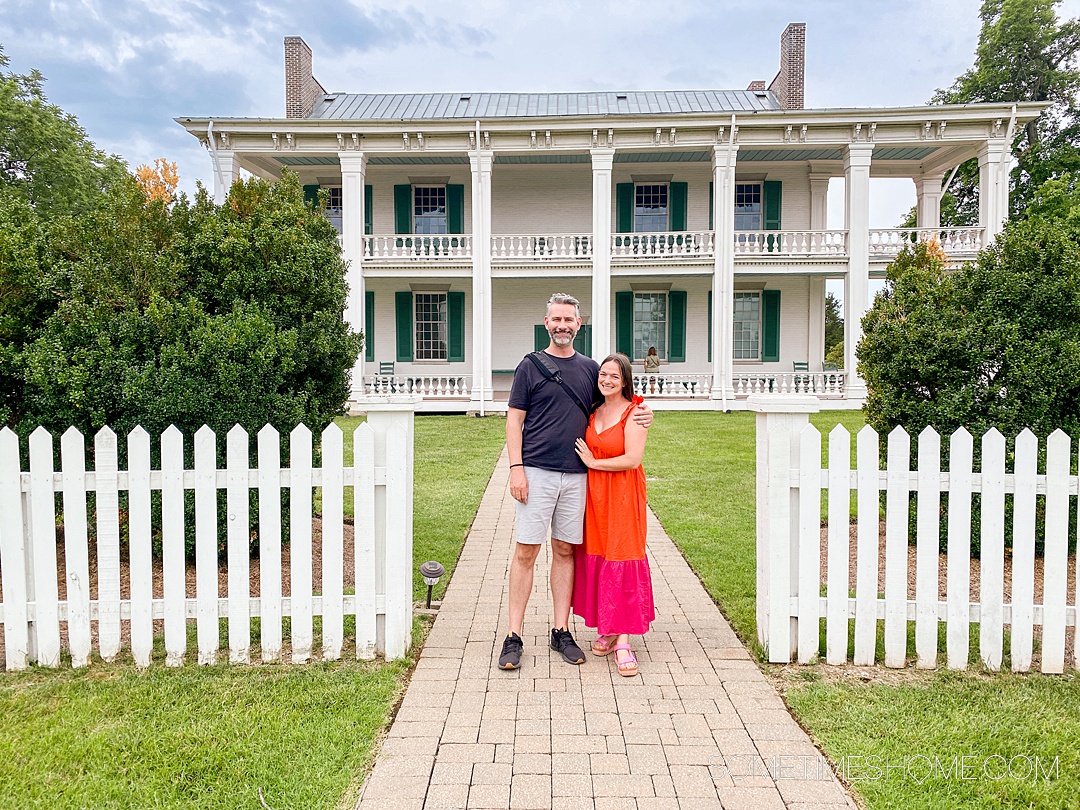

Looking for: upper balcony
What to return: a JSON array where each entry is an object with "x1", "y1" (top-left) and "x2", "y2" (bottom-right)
[{"x1": 352, "y1": 227, "x2": 986, "y2": 267}]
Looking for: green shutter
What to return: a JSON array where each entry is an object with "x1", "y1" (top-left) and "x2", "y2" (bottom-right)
[
  {"x1": 616, "y1": 183, "x2": 634, "y2": 233},
  {"x1": 447, "y1": 184, "x2": 464, "y2": 234},
  {"x1": 762, "y1": 289, "x2": 781, "y2": 363},
  {"x1": 573, "y1": 324, "x2": 592, "y2": 358},
  {"x1": 707, "y1": 289, "x2": 712, "y2": 363},
  {"x1": 448, "y1": 291, "x2": 465, "y2": 362},
  {"x1": 394, "y1": 184, "x2": 412, "y2": 234},
  {"x1": 669, "y1": 182, "x2": 688, "y2": 231},
  {"x1": 365, "y1": 290, "x2": 375, "y2": 362},
  {"x1": 615, "y1": 291, "x2": 633, "y2": 356},
  {"x1": 764, "y1": 180, "x2": 782, "y2": 252},
  {"x1": 668, "y1": 290, "x2": 687, "y2": 363},
  {"x1": 395, "y1": 291, "x2": 413, "y2": 362},
  {"x1": 709, "y1": 181, "x2": 714, "y2": 231},
  {"x1": 303, "y1": 184, "x2": 320, "y2": 207},
  {"x1": 364, "y1": 184, "x2": 373, "y2": 235},
  {"x1": 534, "y1": 325, "x2": 547, "y2": 352}
]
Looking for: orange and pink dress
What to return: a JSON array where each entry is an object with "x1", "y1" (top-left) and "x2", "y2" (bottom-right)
[{"x1": 571, "y1": 395, "x2": 655, "y2": 636}]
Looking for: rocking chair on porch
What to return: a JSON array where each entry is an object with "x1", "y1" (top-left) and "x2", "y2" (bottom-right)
[{"x1": 792, "y1": 361, "x2": 810, "y2": 393}]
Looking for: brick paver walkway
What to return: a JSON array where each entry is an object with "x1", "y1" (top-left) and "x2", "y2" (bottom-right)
[{"x1": 357, "y1": 450, "x2": 856, "y2": 810}]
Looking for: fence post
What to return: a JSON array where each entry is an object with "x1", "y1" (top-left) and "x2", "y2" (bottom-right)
[
  {"x1": 353, "y1": 395, "x2": 420, "y2": 659},
  {"x1": 749, "y1": 395, "x2": 820, "y2": 662}
]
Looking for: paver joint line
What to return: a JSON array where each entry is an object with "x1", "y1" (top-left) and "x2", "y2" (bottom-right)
[{"x1": 354, "y1": 449, "x2": 854, "y2": 809}]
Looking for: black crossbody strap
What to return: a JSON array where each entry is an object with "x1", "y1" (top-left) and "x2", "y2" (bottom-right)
[{"x1": 526, "y1": 351, "x2": 591, "y2": 418}]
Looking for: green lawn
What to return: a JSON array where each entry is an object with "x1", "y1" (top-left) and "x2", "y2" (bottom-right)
[
  {"x1": 0, "y1": 414, "x2": 505, "y2": 810},
  {"x1": 645, "y1": 409, "x2": 1080, "y2": 809}
]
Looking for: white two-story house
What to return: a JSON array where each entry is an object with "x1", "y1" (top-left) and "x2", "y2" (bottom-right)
[{"x1": 177, "y1": 24, "x2": 1041, "y2": 412}]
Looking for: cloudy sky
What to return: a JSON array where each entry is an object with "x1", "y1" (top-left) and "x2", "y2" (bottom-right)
[{"x1": 3, "y1": 0, "x2": 1078, "y2": 229}]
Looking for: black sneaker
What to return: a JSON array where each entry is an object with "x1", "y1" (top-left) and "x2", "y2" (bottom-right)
[
  {"x1": 499, "y1": 633, "x2": 524, "y2": 670},
  {"x1": 550, "y1": 627, "x2": 585, "y2": 664}
]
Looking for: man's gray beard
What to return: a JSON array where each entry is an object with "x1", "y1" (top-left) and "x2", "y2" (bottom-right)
[{"x1": 550, "y1": 331, "x2": 574, "y2": 346}]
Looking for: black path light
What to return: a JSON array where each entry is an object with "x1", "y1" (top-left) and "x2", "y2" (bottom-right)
[{"x1": 420, "y1": 561, "x2": 445, "y2": 609}]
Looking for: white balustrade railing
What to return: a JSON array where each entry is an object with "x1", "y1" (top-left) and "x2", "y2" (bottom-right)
[
  {"x1": 491, "y1": 234, "x2": 592, "y2": 260},
  {"x1": 868, "y1": 228, "x2": 985, "y2": 256},
  {"x1": 632, "y1": 374, "x2": 712, "y2": 398},
  {"x1": 612, "y1": 231, "x2": 715, "y2": 258},
  {"x1": 365, "y1": 375, "x2": 470, "y2": 398},
  {"x1": 363, "y1": 235, "x2": 473, "y2": 260},
  {"x1": 733, "y1": 371, "x2": 846, "y2": 397},
  {"x1": 352, "y1": 228, "x2": 985, "y2": 264},
  {"x1": 732, "y1": 230, "x2": 848, "y2": 256}
]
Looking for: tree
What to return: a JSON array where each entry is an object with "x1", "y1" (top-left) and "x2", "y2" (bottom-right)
[
  {"x1": 859, "y1": 224, "x2": 1080, "y2": 440},
  {"x1": 135, "y1": 158, "x2": 179, "y2": 204},
  {"x1": 824, "y1": 292, "x2": 844, "y2": 367},
  {"x1": 930, "y1": 0, "x2": 1080, "y2": 225},
  {"x1": 14, "y1": 171, "x2": 362, "y2": 441},
  {"x1": 0, "y1": 46, "x2": 127, "y2": 216}
]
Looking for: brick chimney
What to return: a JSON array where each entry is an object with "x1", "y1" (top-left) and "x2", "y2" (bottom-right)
[
  {"x1": 768, "y1": 23, "x2": 806, "y2": 110},
  {"x1": 746, "y1": 80, "x2": 767, "y2": 92},
  {"x1": 285, "y1": 36, "x2": 327, "y2": 119}
]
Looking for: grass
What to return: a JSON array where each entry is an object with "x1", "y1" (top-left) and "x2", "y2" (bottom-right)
[
  {"x1": 785, "y1": 672, "x2": 1080, "y2": 809},
  {"x1": 0, "y1": 414, "x2": 506, "y2": 810},
  {"x1": 645, "y1": 409, "x2": 1080, "y2": 809},
  {"x1": 0, "y1": 617, "x2": 428, "y2": 810}
]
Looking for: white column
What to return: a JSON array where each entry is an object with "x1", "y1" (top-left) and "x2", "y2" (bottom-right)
[
  {"x1": 843, "y1": 143, "x2": 873, "y2": 401},
  {"x1": 339, "y1": 152, "x2": 367, "y2": 400},
  {"x1": 978, "y1": 137, "x2": 1010, "y2": 241},
  {"x1": 212, "y1": 150, "x2": 239, "y2": 204},
  {"x1": 469, "y1": 149, "x2": 494, "y2": 412},
  {"x1": 710, "y1": 143, "x2": 738, "y2": 404},
  {"x1": 809, "y1": 173, "x2": 831, "y2": 231},
  {"x1": 590, "y1": 148, "x2": 615, "y2": 360},
  {"x1": 915, "y1": 173, "x2": 944, "y2": 229}
]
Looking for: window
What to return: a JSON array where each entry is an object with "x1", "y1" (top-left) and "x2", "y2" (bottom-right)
[
  {"x1": 414, "y1": 292, "x2": 448, "y2": 360},
  {"x1": 326, "y1": 186, "x2": 343, "y2": 214},
  {"x1": 634, "y1": 184, "x2": 668, "y2": 233},
  {"x1": 413, "y1": 186, "x2": 447, "y2": 234},
  {"x1": 734, "y1": 183, "x2": 762, "y2": 231},
  {"x1": 633, "y1": 292, "x2": 667, "y2": 360},
  {"x1": 733, "y1": 292, "x2": 761, "y2": 360},
  {"x1": 325, "y1": 186, "x2": 343, "y2": 233}
]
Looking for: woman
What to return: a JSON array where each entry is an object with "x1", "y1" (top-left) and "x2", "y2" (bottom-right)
[
  {"x1": 644, "y1": 346, "x2": 660, "y2": 374},
  {"x1": 571, "y1": 352, "x2": 655, "y2": 676}
]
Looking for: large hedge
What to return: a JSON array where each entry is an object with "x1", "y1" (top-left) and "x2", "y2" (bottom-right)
[
  {"x1": 858, "y1": 222, "x2": 1080, "y2": 553},
  {"x1": 7, "y1": 172, "x2": 361, "y2": 441},
  {"x1": 2, "y1": 173, "x2": 362, "y2": 556},
  {"x1": 859, "y1": 221, "x2": 1080, "y2": 440}
]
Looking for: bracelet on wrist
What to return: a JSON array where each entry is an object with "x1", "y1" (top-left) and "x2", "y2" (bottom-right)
[{"x1": 509, "y1": 463, "x2": 524, "y2": 468}]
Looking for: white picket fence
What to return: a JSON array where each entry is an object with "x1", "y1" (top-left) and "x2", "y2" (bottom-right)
[
  {"x1": 0, "y1": 398, "x2": 418, "y2": 670},
  {"x1": 754, "y1": 397, "x2": 1079, "y2": 673}
]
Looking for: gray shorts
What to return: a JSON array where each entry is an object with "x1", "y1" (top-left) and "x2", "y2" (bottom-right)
[{"x1": 515, "y1": 466, "x2": 587, "y2": 545}]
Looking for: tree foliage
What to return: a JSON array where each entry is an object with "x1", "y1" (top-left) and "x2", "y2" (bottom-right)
[
  {"x1": 824, "y1": 292, "x2": 844, "y2": 367},
  {"x1": 859, "y1": 227, "x2": 1080, "y2": 441},
  {"x1": 930, "y1": 0, "x2": 1080, "y2": 225},
  {"x1": 0, "y1": 46, "x2": 127, "y2": 216},
  {"x1": 10, "y1": 171, "x2": 362, "y2": 443}
]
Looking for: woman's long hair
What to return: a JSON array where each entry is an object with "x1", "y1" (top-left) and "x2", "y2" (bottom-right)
[{"x1": 599, "y1": 352, "x2": 635, "y2": 405}]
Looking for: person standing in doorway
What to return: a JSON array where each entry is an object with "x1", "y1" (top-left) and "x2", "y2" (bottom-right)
[{"x1": 499, "y1": 293, "x2": 652, "y2": 670}]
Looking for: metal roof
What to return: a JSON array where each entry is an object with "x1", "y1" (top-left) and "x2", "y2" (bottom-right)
[{"x1": 308, "y1": 90, "x2": 781, "y2": 121}]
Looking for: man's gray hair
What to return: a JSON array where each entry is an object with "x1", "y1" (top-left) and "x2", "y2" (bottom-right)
[{"x1": 546, "y1": 292, "x2": 580, "y2": 317}]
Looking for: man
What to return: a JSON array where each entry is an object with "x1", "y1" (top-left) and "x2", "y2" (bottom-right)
[{"x1": 499, "y1": 293, "x2": 652, "y2": 670}]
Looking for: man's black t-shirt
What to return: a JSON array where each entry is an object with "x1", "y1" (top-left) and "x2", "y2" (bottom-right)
[{"x1": 508, "y1": 351, "x2": 600, "y2": 474}]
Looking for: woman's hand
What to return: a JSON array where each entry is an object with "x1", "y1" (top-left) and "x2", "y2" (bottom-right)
[{"x1": 574, "y1": 438, "x2": 596, "y2": 468}]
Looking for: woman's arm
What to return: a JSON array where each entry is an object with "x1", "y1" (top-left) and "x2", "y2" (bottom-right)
[{"x1": 574, "y1": 418, "x2": 648, "y2": 472}]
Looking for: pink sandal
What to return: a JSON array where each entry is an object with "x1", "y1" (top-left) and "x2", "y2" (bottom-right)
[
  {"x1": 612, "y1": 644, "x2": 638, "y2": 677},
  {"x1": 592, "y1": 635, "x2": 618, "y2": 656}
]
